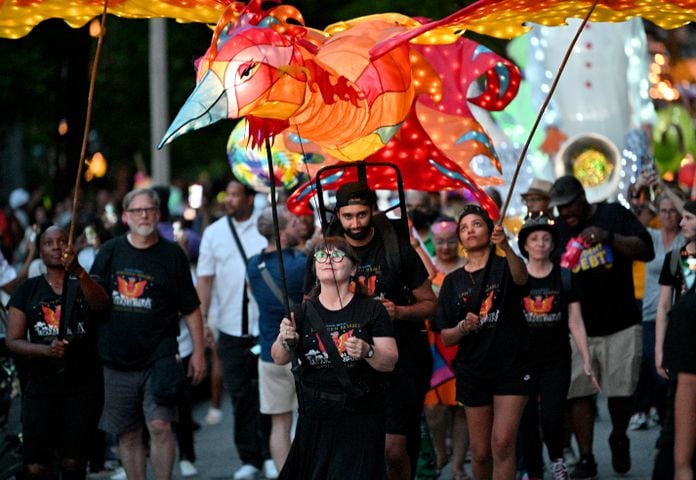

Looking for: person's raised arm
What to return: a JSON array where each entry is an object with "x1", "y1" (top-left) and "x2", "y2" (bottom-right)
[
  {"x1": 492, "y1": 225, "x2": 528, "y2": 285},
  {"x1": 61, "y1": 245, "x2": 109, "y2": 311}
]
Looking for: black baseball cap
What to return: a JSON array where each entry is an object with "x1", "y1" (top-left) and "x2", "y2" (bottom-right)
[
  {"x1": 335, "y1": 182, "x2": 377, "y2": 209},
  {"x1": 549, "y1": 175, "x2": 585, "y2": 208}
]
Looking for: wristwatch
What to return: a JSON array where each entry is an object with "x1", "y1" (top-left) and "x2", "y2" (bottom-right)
[{"x1": 366, "y1": 346, "x2": 375, "y2": 359}]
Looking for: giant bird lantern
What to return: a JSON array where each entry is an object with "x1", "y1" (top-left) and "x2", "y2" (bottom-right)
[
  {"x1": 157, "y1": 0, "x2": 696, "y2": 217},
  {"x1": 158, "y1": 0, "x2": 522, "y2": 216}
]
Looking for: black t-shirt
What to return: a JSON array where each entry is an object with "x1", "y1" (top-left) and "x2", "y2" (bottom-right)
[
  {"x1": 658, "y1": 246, "x2": 694, "y2": 298},
  {"x1": 435, "y1": 255, "x2": 530, "y2": 379},
  {"x1": 90, "y1": 235, "x2": 200, "y2": 370},
  {"x1": 522, "y1": 265, "x2": 577, "y2": 362},
  {"x1": 556, "y1": 202, "x2": 653, "y2": 337},
  {"x1": 294, "y1": 295, "x2": 394, "y2": 394},
  {"x1": 659, "y1": 245, "x2": 696, "y2": 373},
  {"x1": 303, "y1": 229, "x2": 430, "y2": 361},
  {"x1": 8, "y1": 276, "x2": 101, "y2": 394}
]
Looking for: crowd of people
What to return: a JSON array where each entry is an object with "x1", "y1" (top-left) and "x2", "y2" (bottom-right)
[{"x1": 0, "y1": 168, "x2": 695, "y2": 480}]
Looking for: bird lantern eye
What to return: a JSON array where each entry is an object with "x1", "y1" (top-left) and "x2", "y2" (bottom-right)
[{"x1": 238, "y1": 61, "x2": 260, "y2": 81}]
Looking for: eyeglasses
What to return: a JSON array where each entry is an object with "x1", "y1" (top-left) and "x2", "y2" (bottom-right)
[
  {"x1": 126, "y1": 207, "x2": 158, "y2": 216},
  {"x1": 314, "y1": 249, "x2": 347, "y2": 264}
]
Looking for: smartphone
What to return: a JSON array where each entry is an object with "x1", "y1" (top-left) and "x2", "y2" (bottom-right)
[
  {"x1": 105, "y1": 203, "x2": 117, "y2": 224},
  {"x1": 85, "y1": 226, "x2": 97, "y2": 246},
  {"x1": 188, "y1": 184, "x2": 203, "y2": 210},
  {"x1": 173, "y1": 221, "x2": 183, "y2": 241},
  {"x1": 28, "y1": 224, "x2": 38, "y2": 243}
]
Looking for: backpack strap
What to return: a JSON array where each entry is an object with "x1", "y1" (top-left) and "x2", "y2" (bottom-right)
[
  {"x1": 227, "y1": 217, "x2": 250, "y2": 335},
  {"x1": 258, "y1": 258, "x2": 295, "y2": 309},
  {"x1": 371, "y1": 213, "x2": 402, "y2": 276}
]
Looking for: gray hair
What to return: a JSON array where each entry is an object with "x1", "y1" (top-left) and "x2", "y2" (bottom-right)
[
  {"x1": 257, "y1": 206, "x2": 290, "y2": 241},
  {"x1": 122, "y1": 188, "x2": 161, "y2": 211}
]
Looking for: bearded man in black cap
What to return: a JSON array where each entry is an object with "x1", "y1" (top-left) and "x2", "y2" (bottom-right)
[
  {"x1": 303, "y1": 182, "x2": 436, "y2": 480},
  {"x1": 550, "y1": 175, "x2": 654, "y2": 479}
]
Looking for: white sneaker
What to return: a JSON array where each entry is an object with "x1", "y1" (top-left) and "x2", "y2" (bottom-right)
[
  {"x1": 179, "y1": 460, "x2": 198, "y2": 477},
  {"x1": 205, "y1": 407, "x2": 223, "y2": 425},
  {"x1": 233, "y1": 464, "x2": 259, "y2": 480},
  {"x1": 628, "y1": 412, "x2": 647, "y2": 430},
  {"x1": 550, "y1": 459, "x2": 569, "y2": 480},
  {"x1": 562, "y1": 447, "x2": 578, "y2": 467},
  {"x1": 262, "y1": 459, "x2": 278, "y2": 479},
  {"x1": 110, "y1": 467, "x2": 126, "y2": 480}
]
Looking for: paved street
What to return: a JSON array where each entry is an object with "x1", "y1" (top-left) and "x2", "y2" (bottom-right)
[
  {"x1": 3, "y1": 391, "x2": 660, "y2": 479},
  {"x1": 181, "y1": 393, "x2": 659, "y2": 480}
]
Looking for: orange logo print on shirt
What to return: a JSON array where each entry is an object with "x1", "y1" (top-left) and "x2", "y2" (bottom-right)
[
  {"x1": 479, "y1": 290, "x2": 494, "y2": 318},
  {"x1": 523, "y1": 295, "x2": 555, "y2": 315},
  {"x1": 317, "y1": 329, "x2": 354, "y2": 354},
  {"x1": 117, "y1": 276, "x2": 148, "y2": 298},
  {"x1": 354, "y1": 275, "x2": 377, "y2": 296},
  {"x1": 41, "y1": 304, "x2": 61, "y2": 328}
]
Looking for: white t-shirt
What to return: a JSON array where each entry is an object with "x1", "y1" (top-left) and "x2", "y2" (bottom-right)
[
  {"x1": 197, "y1": 214, "x2": 267, "y2": 337},
  {"x1": 0, "y1": 251, "x2": 16, "y2": 306}
]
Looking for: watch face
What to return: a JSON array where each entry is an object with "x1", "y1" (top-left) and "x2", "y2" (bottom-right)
[{"x1": 367, "y1": 346, "x2": 374, "y2": 358}]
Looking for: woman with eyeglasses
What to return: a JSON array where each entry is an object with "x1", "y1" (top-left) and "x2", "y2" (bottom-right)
[
  {"x1": 423, "y1": 216, "x2": 469, "y2": 479},
  {"x1": 435, "y1": 205, "x2": 530, "y2": 480},
  {"x1": 272, "y1": 236, "x2": 398, "y2": 479}
]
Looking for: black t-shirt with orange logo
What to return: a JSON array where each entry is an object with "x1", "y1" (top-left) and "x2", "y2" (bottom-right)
[
  {"x1": 435, "y1": 255, "x2": 530, "y2": 379},
  {"x1": 522, "y1": 264, "x2": 578, "y2": 363},
  {"x1": 8, "y1": 276, "x2": 100, "y2": 394},
  {"x1": 91, "y1": 235, "x2": 199, "y2": 370}
]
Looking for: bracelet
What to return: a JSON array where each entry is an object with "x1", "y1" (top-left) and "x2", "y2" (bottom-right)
[{"x1": 458, "y1": 320, "x2": 467, "y2": 334}]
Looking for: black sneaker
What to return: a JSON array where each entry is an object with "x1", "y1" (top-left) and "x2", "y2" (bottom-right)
[
  {"x1": 609, "y1": 433, "x2": 631, "y2": 473},
  {"x1": 569, "y1": 455, "x2": 597, "y2": 480}
]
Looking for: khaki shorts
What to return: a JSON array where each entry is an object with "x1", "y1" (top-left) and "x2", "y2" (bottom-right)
[
  {"x1": 258, "y1": 359, "x2": 298, "y2": 415},
  {"x1": 568, "y1": 324, "x2": 642, "y2": 399}
]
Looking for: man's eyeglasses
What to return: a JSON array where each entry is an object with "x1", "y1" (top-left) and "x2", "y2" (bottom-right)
[
  {"x1": 314, "y1": 249, "x2": 347, "y2": 264},
  {"x1": 126, "y1": 207, "x2": 158, "y2": 216}
]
